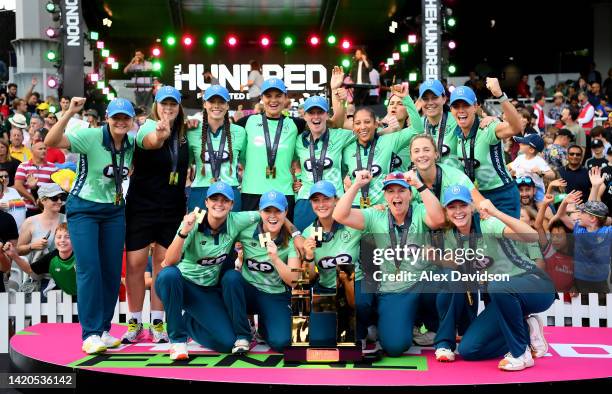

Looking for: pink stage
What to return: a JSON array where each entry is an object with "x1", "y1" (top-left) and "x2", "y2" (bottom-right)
[{"x1": 9, "y1": 323, "x2": 612, "y2": 387}]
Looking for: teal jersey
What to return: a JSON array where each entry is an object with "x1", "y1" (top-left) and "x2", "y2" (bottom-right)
[
  {"x1": 183, "y1": 122, "x2": 246, "y2": 187},
  {"x1": 303, "y1": 222, "x2": 364, "y2": 289},
  {"x1": 294, "y1": 128, "x2": 355, "y2": 200},
  {"x1": 410, "y1": 163, "x2": 475, "y2": 204},
  {"x1": 67, "y1": 127, "x2": 137, "y2": 204},
  {"x1": 362, "y1": 204, "x2": 432, "y2": 292},
  {"x1": 443, "y1": 216, "x2": 536, "y2": 279},
  {"x1": 177, "y1": 211, "x2": 259, "y2": 287},
  {"x1": 454, "y1": 119, "x2": 513, "y2": 191},
  {"x1": 342, "y1": 127, "x2": 419, "y2": 206},
  {"x1": 238, "y1": 223, "x2": 298, "y2": 294},
  {"x1": 237, "y1": 114, "x2": 305, "y2": 196},
  {"x1": 389, "y1": 95, "x2": 426, "y2": 172},
  {"x1": 421, "y1": 111, "x2": 462, "y2": 169}
]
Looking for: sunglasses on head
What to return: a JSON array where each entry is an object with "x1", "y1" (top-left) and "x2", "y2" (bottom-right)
[
  {"x1": 384, "y1": 172, "x2": 406, "y2": 182},
  {"x1": 45, "y1": 194, "x2": 67, "y2": 202},
  {"x1": 517, "y1": 176, "x2": 534, "y2": 184}
]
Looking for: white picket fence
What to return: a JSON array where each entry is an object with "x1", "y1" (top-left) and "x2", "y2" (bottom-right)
[{"x1": 1, "y1": 291, "x2": 611, "y2": 354}]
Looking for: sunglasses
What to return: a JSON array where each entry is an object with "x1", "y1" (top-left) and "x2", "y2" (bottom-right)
[
  {"x1": 568, "y1": 152, "x2": 582, "y2": 157},
  {"x1": 0, "y1": 175, "x2": 8, "y2": 179},
  {"x1": 45, "y1": 194, "x2": 67, "y2": 202},
  {"x1": 517, "y1": 176, "x2": 534, "y2": 184}
]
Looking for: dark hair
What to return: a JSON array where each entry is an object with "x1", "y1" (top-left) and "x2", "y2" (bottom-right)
[
  {"x1": 354, "y1": 107, "x2": 376, "y2": 121},
  {"x1": 60, "y1": 95, "x2": 71, "y2": 101},
  {"x1": 200, "y1": 108, "x2": 233, "y2": 177},
  {"x1": 567, "y1": 144, "x2": 583, "y2": 153},
  {"x1": 31, "y1": 92, "x2": 40, "y2": 100},
  {"x1": 7, "y1": 83, "x2": 16, "y2": 90},
  {"x1": 355, "y1": 47, "x2": 367, "y2": 56},
  {"x1": 250, "y1": 60, "x2": 260, "y2": 71},
  {"x1": 534, "y1": 92, "x2": 545, "y2": 102},
  {"x1": 35, "y1": 128, "x2": 49, "y2": 140},
  {"x1": 568, "y1": 107, "x2": 580, "y2": 121},
  {"x1": 590, "y1": 126, "x2": 604, "y2": 138}
]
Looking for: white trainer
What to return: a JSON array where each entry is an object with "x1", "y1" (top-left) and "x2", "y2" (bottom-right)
[
  {"x1": 498, "y1": 347, "x2": 535, "y2": 371},
  {"x1": 412, "y1": 326, "x2": 436, "y2": 346},
  {"x1": 82, "y1": 335, "x2": 107, "y2": 354},
  {"x1": 526, "y1": 315, "x2": 548, "y2": 358},
  {"x1": 232, "y1": 338, "x2": 251, "y2": 354},
  {"x1": 170, "y1": 342, "x2": 189, "y2": 360},
  {"x1": 435, "y1": 348, "x2": 456, "y2": 362},
  {"x1": 101, "y1": 331, "x2": 121, "y2": 348}
]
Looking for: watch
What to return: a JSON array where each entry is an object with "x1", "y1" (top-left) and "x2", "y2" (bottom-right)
[
  {"x1": 291, "y1": 230, "x2": 302, "y2": 238},
  {"x1": 417, "y1": 184, "x2": 428, "y2": 193},
  {"x1": 177, "y1": 231, "x2": 188, "y2": 239},
  {"x1": 495, "y1": 92, "x2": 509, "y2": 103}
]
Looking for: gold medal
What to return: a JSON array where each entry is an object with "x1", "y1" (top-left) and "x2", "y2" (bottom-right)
[
  {"x1": 169, "y1": 171, "x2": 179, "y2": 185},
  {"x1": 266, "y1": 166, "x2": 276, "y2": 179},
  {"x1": 359, "y1": 196, "x2": 371, "y2": 209},
  {"x1": 114, "y1": 192, "x2": 122, "y2": 206}
]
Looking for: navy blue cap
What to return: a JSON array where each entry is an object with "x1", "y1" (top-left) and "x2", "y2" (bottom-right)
[
  {"x1": 155, "y1": 86, "x2": 182, "y2": 103},
  {"x1": 303, "y1": 96, "x2": 329, "y2": 113},
  {"x1": 206, "y1": 181, "x2": 235, "y2": 201},
  {"x1": 309, "y1": 180, "x2": 337, "y2": 198},
  {"x1": 261, "y1": 78, "x2": 287, "y2": 94},
  {"x1": 442, "y1": 184, "x2": 473, "y2": 207},
  {"x1": 449, "y1": 86, "x2": 477, "y2": 106},
  {"x1": 204, "y1": 85, "x2": 230, "y2": 102},
  {"x1": 259, "y1": 190, "x2": 288, "y2": 211},
  {"x1": 382, "y1": 172, "x2": 410, "y2": 190},
  {"x1": 419, "y1": 80, "x2": 445, "y2": 98},
  {"x1": 106, "y1": 98, "x2": 135, "y2": 118},
  {"x1": 513, "y1": 133, "x2": 545, "y2": 152}
]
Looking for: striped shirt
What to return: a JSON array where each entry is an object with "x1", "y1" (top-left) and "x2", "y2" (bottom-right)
[{"x1": 14, "y1": 160, "x2": 57, "y2": 210}]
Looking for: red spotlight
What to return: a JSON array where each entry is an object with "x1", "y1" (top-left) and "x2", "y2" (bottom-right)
[
  {"x1": 152, "y1": 47, "x2": 161, "y2": 57},
  {"x1": 227, "y1": 35, "x2": 238, "y2": 47},
  {"x1": 260, "y1": 36, "x2": 270, "y2": 47},
  {"x1": 309, "y1": 35, "x2": 320, "y2": 46},
  {"x1": 182, "y1": 35, "x2": 193, "y2": 47},
  {"x1": 340, "y1": 39, "x2": 351, "y2": 50}
]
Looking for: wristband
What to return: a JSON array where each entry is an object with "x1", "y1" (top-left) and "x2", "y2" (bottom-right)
[
  {"x1": 495, "y1": 93, "x2": 508, "y2": 103},
  {"x1": 303, "y1": 256, "x2": 315, "y2": 263},
  {"x1": 177, "y1": 231, "x2": 188, "y2": 239},
  {"x1": 417, "y1": 184, "x2": 428, "y2": 193},
  {"x1": 291, "y1": 230, "x2": 302, "y2": 238}
]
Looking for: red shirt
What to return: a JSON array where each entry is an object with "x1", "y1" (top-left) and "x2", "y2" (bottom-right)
[
  {"x1": 14, "y1": 160, "x2": 57, "y2": 210},
  {"x1": 45, "y1": 147, "x2": 65, "y2": 164},
  {"x1": 543, "y1": 243, "x2": 574, "y2": 292}
]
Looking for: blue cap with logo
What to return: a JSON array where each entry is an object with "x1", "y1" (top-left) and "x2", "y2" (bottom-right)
[
  {"x1": 442, "y1": 184, "x2": 473, "y2": 207},
  {"x1": 303, "y1": 96, "x2": 329, "y2": 113},
  {"x1": 204, "y1": 85, "x2": 230, "y2": 102},
  {"x1": 449, "y1": 86, "x2": 477, "y2": 106},
  {"x1": 309, "y1": 180, "x2": 337, "y2": 199},
  {"x1": 261, "y1": 78, "x2": 287, "y2": 94},
  {"x1": 259, "y1": 190, "x2": 288, "y2": 211},
  {"x1": 155, "y1": 86, "x2": 182, "y2": 103},
  {"x1": 106, "y1": 98, "x2": 135, "y2": 118},
  {"x1": 382, "y1": 172, "x2": 410, "y2": 190},
  {"x1": 205, "y1": 181, "x2": 234, "y2": 201},
  {"x1": 513, "y1": 133, "x2": 544, "y2": 152},
  {"x1": 419, "y1": 79, "x2": 445, "y2": 98}
]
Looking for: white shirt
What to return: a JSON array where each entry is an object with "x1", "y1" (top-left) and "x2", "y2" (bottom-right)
[
  {"x1": 510, "y1": 154, "x2": 552, "y2": 192},
  {"x1": 577, "y1": 103, "x2": 594, "y2": 126},
  {"x1": 0, "y1": 187, "x2": 26, "y2": 230},
  {"x1": 369, "y1": 69, "x2": 380, "y2": 96}
]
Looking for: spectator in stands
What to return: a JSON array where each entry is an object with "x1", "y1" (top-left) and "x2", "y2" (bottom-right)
[
  {"x1": 14, "y1": 183, "x2": 66, "y2": 297},
  {"x1": 44, "y1": 112, "x2": 57, "y2": 130},
  {"x1": 4, "y1": 83, "x2": 18, "y2": 109},
  {"x1": 597, "y1": 147, "x2": 612, "y2": 209},
  {"x1": 554, "y1": 186, "x2": 611, "y2": 294},
  {"x1": 509, "y1": 134, "x2": 555, "y2": 204},
  {"x1": 577, "y1": 91, "x2": 595, "y2": 133},
  {"x1": 587, "y1": 62, "x2": 602, "y2": 85},
  {"x1": 55, "y1": 96, "x2": 71, "y2": 120},
  {"x1": 0, "y1": 180, "x2": 19, "y2": 293},
  {"x1": 532, "y1": 93, "x2": 555, "y2": 132},
  {"x1": 9, "y1": 120, "x2": 32, "y2": 162},
  {"x1": 585, "y1": 138, "x2": 607, "y2": 170},
  {"x1": 534, "y1": 194, "x2": 574, "y2": 292},
  {"x1": 7, "y1": 99, "x2": 30, "y2": 130},
  {"x1": 543, "y1": 128, "x2": 573, "y2": 172},
  {"x1": 0, "y1": 165, "x2": 26, "y2": 229},
  {"x1": 27, "y1": 114, "x2": 44, "y2": 147},
  {"x1": 534, "y1": 76, "x2": 546, "y2": 96},
  {"x1": 561, "y1": 107, "x2": 586, "y2": 150},
  {"x1": 517, "y1": 74, "x2": 531, "y2": 98},
  {"x1": 0, "y1": 140, "x2": 20, "y2": 186},
  {"x1": 33, "y1": 128, "x2": 64, "y2": 164},
  {"x1": 13, "y1": 139, "x2": 57, "y2": 217},
  {"x1": 577, "y1": 77, "x2": 588, "y2": 92},
  {"x1": 516, "y1": 176, "x2": 553, "y2": 221},
  {"x1": 84, "y1": 109, "x2": 99, "y2": 128},
  {"x1": 559, "y1": 145, "x2": 591, "y2": 198},
  {"x1": 548, "y1": 92, "x2": 568, "y2": 123},
  {"x1": 603, "y1": 68, "x2": 612, "y2": 101},
  {"x1": 588, "y1": 81, "x2": 605, "y2": 108}
]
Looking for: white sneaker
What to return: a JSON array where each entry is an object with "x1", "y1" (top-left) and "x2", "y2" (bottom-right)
[
  {"x1": 232, "y1": 338, "x2": 251, "y2": 354},
  {"x1": 82, "y1": 335, "x2": 107, "y2": 354},
  {"x1": 149, "y1": 319, "x2": 169, "y2": 343},
  {"x1": 412, "y1": 326, "x2": 436, "y2": 346},
  {"x1": 526, "y1": 315, "x2": 548, "y2": 358},
  {"x1": 361, "y1": 340, "x2": 383, "y2": 355},
  {"x1": 435, "y1": 348, "x2": 456, "y2": 362},
  {"x1": 170, "y1": 342, "x2": 189, "y2": 360},
  {"x1": 121, "y1": 318, "x2": 145, "y2": 344},
  {"x1": 101, "y1": 331, "x2": 121, "y2": 348},
  {"x1": 498, "y1": 347, "x2": 535, "y2": 371}
]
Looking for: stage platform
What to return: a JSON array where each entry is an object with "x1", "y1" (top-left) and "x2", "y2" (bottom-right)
[{"x1": 9, "y1": 323, "x2": 612, "y2": 391}]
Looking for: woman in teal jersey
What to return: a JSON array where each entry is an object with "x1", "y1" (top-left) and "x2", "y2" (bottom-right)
[
  {"x1": 187, "y1": 85, "x2": 245, "y2": 212},
  {"x1": 301, "y1": 180, "x2": 375, "y2": 347},
  {"x1": 435, "y1": 184, "x2": 554, "y2": 371},
  {"x1": 293, "y1": 96, "x2": 354, "y2": 231},
  {"x1": 333, "y1": 169, "x2": 446, "y2": 356},
  {"x1": 449, "y1": 78, "x2": 523, "y2": 218},
  {"x1": 45, "y1": 97, "x2": 172, "y2": 354},
  {"x1": 156, "y1": 181, "x2": 259, "y2": 360},
  {"x1": 222, "y1": 190, "x2": 301, "y2": 354},
  {"x1": 342, "y1": 84, "x2": 423, "y2": 208}
]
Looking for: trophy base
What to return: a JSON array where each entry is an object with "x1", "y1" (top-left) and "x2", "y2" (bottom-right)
[{"x1": 284, "y1": 345, "x2": 362, "y2": 363}]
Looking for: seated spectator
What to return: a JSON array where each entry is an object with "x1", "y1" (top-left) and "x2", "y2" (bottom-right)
[
  {"x1": 0, "y1": 165, "x2": 26, "y2": 229},
  {"x1": 559, "y1": 145, "x2": 591, "y2": 198},
  {"x1": 543, "y1": 128, "x2": 573, "y2": 172},
  {"x1": 5, "y1": 223, "x2": 76, "y2": 296}
]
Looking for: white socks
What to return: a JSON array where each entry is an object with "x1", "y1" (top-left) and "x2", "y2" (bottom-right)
[{"x1": 151, "y1": 310, "x2": 164, "y2": 322}]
